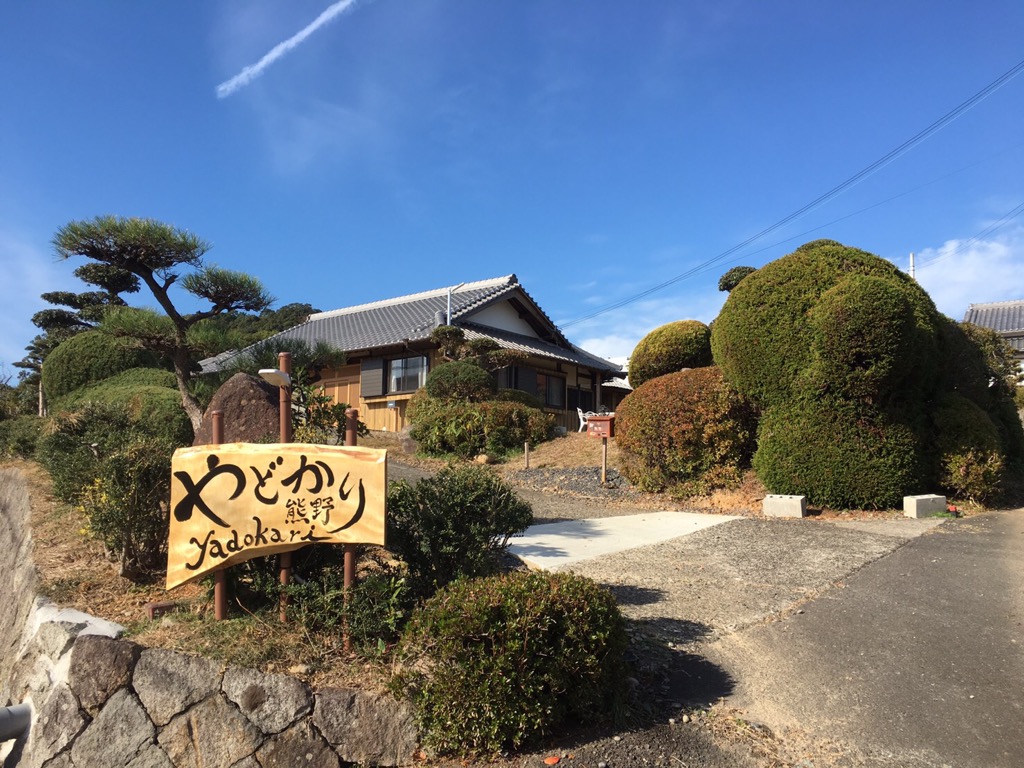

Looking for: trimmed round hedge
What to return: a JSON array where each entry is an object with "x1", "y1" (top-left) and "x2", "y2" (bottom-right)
[
  {"x1": 424, "y1": 360, "x2": 496, "y2": 401},
  {"x1": 616, "y1": 366, "x2": 756, "y2": 495},
  {"x1": 752, "y1": 397, "x2": 922, "y2": 509},
  {"x1": 805, "y1": 274, "x2": 922, "y2": 401},
  {"x1": 55, "y1": 367, "x2": 191, "y2": 446},
  {"x1": 398, "y1": 571, "x2": 628, "y2": 756},
  {"x1": 628, "y1": 320, "x2": 712, "y2": 389},
  {"x1": 43, "y1": 331, "x2": 162, "y2": 402},
  {"x1": 711, "y1": 240, "x2": 941, "y2": 409},
  {"x1": 387, "y1": 463, "x2": 534, "y2": 597}
]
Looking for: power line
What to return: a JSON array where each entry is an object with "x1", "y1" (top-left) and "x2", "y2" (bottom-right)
[
  {"x1": 562, "y1": 57, "x2": 1024, "y2": 329},
  {"x1": 915, "y1": 200, "x2": 1024, "y2": 269}
]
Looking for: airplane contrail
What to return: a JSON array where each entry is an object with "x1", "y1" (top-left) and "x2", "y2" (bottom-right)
[{"x1": 216, "y1": 0, "x2": 362, "y2": 99}]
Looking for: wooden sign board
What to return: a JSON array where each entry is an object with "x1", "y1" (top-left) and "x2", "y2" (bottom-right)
[{"x1": 167, "y1": 443, "x2": 386, "y2": 589}]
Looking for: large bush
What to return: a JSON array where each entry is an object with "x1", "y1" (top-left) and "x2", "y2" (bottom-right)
[
  {"x1": 752, "y1": 398, "x2": 922, "y2": 509},
  {"x1": 628, "y1": 320, "x2": 712, "y2": 389},
  {"x1": 77, "y1": 435, "x2": 176, "y2": 578},
  {"x1": 42, "y1": 330, "x2": 162, "y2": 402},
  {"x1": 36, "y1": 400, "x2": 181, "y2": 578},
  {"x1": 616, "y1": 367, "x2": 756, "y2": 495},
  {"x1": 711, "y1": 240, "x2": 941, "y2": 410},
  {"x1": 932, "y1": 394, "x2": 1005, "y2": 503},
  {"x1": 804, "y1": 274, "x2": 923, "y2": 402},
  {"x1": 424, "y1": 360, "x2": 496, "y2": 401},
  {"x1": 408, "y1": 395, "x2": 553, "y2": 458},
  {"x1": 37, "y1": 402, "x2": 140, "y2": 503},
  {"x1": 387, "y1": 464, "x2": 533, "y2": 598},
  {"x1": 709, "y1": 239, "x2": 1024, "y2": 508},
  {"x1": 54, "y1": 367, "x2": 191, "y2": 446},
  {"x1": 398, "y1": 571, "x2": 628, "y2": 756}
]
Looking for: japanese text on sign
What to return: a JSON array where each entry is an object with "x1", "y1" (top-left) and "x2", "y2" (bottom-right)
[{"x1": 166, "y1": 443, "x2": 386, "y2": 589}]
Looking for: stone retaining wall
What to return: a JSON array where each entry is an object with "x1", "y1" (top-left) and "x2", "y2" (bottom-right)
[{"x1": 1, "y1": 468, "x2": 419, "y2": 767}]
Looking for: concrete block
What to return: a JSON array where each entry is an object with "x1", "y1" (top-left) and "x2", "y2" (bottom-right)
[
  {"x1": 903, "y1": 494, "x2": 946, "y2": 519},
  {"x1": 763, "y1": 495, "x2": 807, "y2": 518}
]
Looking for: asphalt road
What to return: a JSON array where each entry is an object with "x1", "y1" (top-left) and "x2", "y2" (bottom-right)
[{"x1": 706, "y1": 510, "x2": 1024, "y2": 767}]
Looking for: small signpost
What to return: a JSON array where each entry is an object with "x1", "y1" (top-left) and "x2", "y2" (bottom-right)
[
  {"x1": 166, "y1": 442, "x2": 387, "y2": 590},
  {"x1": 586, "y1": 414, "x2": 615, "y2": 484}
]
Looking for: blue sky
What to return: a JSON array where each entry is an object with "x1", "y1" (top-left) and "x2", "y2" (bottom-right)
[{"x1": 3, "y1": 2, "x2": 1024, "y2": 373}]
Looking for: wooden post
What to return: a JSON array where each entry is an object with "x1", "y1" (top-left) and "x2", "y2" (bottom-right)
[
  {"x1": 524, "y1": 441, "x2": 530, "y2": 469},
  {"x1": 279, "y1": 352, "x2": 293, "y2": 623},
  {"x1": 601, "y1": 437, "x2": 608, "y2": 485},
  {"x1": 212, "y1": 411, "x2": 228, "y2": 621},
  {"x1": 343, "y1": 408, "x2": 359, "y2": 652}
]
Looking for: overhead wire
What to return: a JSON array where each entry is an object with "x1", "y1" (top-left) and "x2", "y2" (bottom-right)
[
  {"x1": 561, "y1": 56, "x2": 1024, "y2": 329},
  {"x1": 914, "y1": 200, "x2": 1024, "y2": 269}
]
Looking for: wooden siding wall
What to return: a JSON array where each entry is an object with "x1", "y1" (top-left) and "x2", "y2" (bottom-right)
[{"x1": 318, "y1": 354, "x2": 609, "y2": 434}]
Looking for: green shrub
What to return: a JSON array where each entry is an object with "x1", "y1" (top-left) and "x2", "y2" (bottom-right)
[
  {"x1": 37, "y1": 402, "x2": 139, "y2": 503},
  {"x1": 0, "y1": 415, "x2": 42, "y2": 459},
  {"x1": 492, "y1": 388, "x2": 545, "y2": 410},
  {"x1": 753, "y1": 397, "x2": 922, "y2": 509},
  {"x1": 804, "y1": 274, "x2": 922, "y2": 402},
  {"x1": 479, "y1": 400, "x2": 555, "y2": 456},
  {"x1": 407, "y1": 394, "x2": 484, "y2": 457},
  {"x1": 77, "y1": 435, "x2": 175, "y2": 578},
  {"x1": 932, "y1": 394, "x2": 1005, "y2": 503},
  {"x1": 53, "y1": 367, "x2": 192, "y2": 446},
  {"x1": 386, "y1": 464, "x2": 533, "y2": 598},
  {"x1": 718, "y1": 265, "x2": 756, "y2": 292},
  {"x1": 628, "y1": 320, "x2": 712, "y2": 389},
  {"x1": 408, "y1": 395, "x2": 553, "y2": 458},
  {"x1": 616, "y1": 367, "x2": 756, "y2": 495},
  {"x1": 711, "y1": 240, "x2": 941, "y2": 410},
  {"x1": 42, "y1": 331, "x2": 163, "y2": 402},
  {"x1": 286, "y1": 564, "x2": 411, "y2": 654},
  {"x1": 425, "y1": 361, "x2": 496, "y2": 401},
  {"x1": 398, "y1": 571, "x2": 628, "y2": 756}
]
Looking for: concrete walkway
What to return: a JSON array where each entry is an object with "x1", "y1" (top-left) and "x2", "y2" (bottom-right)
[{"x1": 508, "y1": 511, "x2": 740, "y2": 570}]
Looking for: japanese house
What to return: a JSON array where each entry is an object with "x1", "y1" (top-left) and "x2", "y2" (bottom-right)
[{"x1": 207, "y1": 275, "x2": 625, "y2": 432}]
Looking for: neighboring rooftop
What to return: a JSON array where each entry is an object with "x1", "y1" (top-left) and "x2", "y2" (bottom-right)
[
  {"x1": 963, "y1": 300, "x2": 1024, "y2": 334},
  {"x1": 963, "y1": 300, "x2": 1024, "y2": 354}
]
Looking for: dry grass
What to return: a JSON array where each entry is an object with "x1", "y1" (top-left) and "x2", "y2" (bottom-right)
[{"x1": 508, "y1": 430, "x2": 625, "y2": 469}]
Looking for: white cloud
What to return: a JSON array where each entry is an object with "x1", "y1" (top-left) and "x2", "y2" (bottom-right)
[
  {"x1": 569, "y1": 288, "x2": 728, "y2": 364},
  {"x1": 911, "y1": 227, "x2": 1024, "y2": 320},
  {"x1": 216, "y1": 0, "x2": 365, "y2": 99}
]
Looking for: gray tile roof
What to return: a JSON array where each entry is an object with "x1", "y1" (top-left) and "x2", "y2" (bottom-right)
[
  {"x1": 201, "y1": 275, "x2": 621, "y2": 374},
  {"x1": 963, "y1": 300, "x2": 1024, "y2": 334},
  {"x1": 459, "y1": 323, "x2": 620, "y2": 372},
  {"x1": 268, "y1": 275, "x2": 520, "y2": 352}
]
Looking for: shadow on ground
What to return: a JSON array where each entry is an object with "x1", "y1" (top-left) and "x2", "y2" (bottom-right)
[{"x1": 625, "y1": 617, "x2": 735, "y2": 711}]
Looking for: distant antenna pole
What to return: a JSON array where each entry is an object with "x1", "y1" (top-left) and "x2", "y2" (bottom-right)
[
  {"x1": 446, "y1": 283, "x2": 465, "y2": 325},
  {"x1": 909, "y1": 252, "x2": 916, "y2": 280}
]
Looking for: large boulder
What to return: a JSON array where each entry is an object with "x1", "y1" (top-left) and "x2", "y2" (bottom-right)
[{"x1": 193, "y1": 373, "x2": 280, "y2": 446}]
